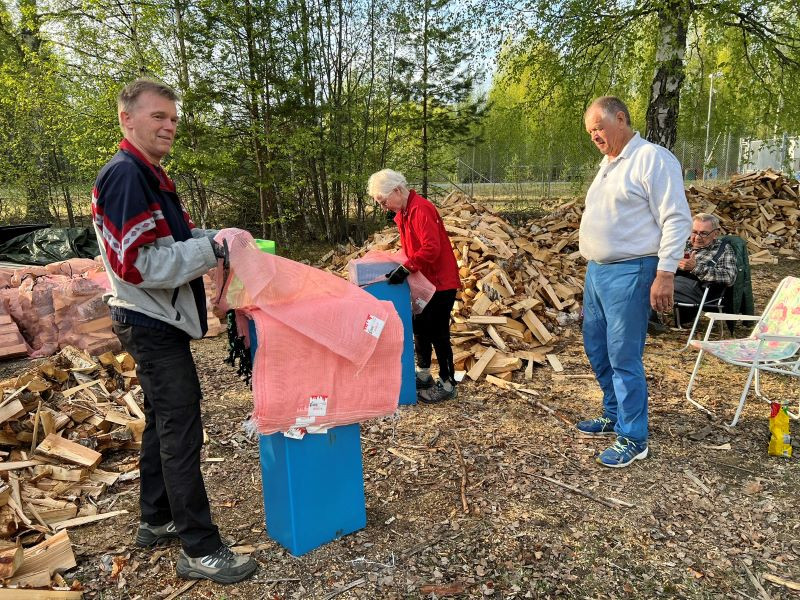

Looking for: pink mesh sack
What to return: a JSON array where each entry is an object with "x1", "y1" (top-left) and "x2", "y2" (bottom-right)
[
  {"x1": 213, "y1": 229, "x2": 403, "y2": 435},
  {"x1": 53, "y1": 275, "x2": 119, "y2": 356},
  {"x1": 17, "y1": 275, "x2": 65, "y2": 358},
  {"x1": 347, "y1": 249, "x2": 435, "y2": 315}
]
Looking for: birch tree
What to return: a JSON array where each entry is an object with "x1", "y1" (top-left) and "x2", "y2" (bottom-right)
[{"x1": 511, "y1": 0, "x2": 800, "y2": 150}]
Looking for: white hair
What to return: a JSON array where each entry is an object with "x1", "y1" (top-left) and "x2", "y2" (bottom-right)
[
  {"x1": 367, "y1": 169, "x2": 408, "y2": 198},
  {"x1": 694, "y1": 212, "x2": 721, "y2": 229}
]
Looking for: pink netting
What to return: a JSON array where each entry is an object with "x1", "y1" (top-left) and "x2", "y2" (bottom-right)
[
  {"x1": 213, "y1": 229, "x2": 403, "y2": 435},
  {"x1": 18, "y1": 275, "x2": 63, "y2": 357},
  {"x1": 346, "y1": 250, "x2": 435, "y2": 315},
  {"x1": 0, "y1": 256, "x2": 226, "y2": 359},
  {"x1": 52, "y1": 275, "x2": 120, "y2": 356}
]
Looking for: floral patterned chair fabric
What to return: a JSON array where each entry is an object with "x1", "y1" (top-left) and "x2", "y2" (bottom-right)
[{"x1": 686, "y1": 276, "x2": 800, "y2": 426}]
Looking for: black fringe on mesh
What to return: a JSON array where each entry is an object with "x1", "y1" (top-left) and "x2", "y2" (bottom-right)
[{"x1": 224, "y1": 310, "x2": 253, "y2": 387}]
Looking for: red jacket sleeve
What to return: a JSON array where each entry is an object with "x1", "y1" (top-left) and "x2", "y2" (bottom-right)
[{"x1": 403, "y1": 204, "x2": 442, "y2": 273}]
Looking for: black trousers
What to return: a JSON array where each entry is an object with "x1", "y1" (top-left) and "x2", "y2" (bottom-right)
[
  {"x1": 412, "y1": 289, "x2": 457, "y2": 383},
  {"x1": 113, "y1": 323, "x2": 221, "y2": 557}
]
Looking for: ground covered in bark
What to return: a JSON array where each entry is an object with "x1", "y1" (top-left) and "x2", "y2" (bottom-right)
[{"x1": 5, "y1": 260, "x2": 798, "y2": 599}]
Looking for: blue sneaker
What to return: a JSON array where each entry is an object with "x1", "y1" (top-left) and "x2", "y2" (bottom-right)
[
  {"x1": 576, "y1": 416, "x2": 616, "y2": 435},
  {"x1": 597, "y1": 437, "x2": 648, "y2": 468}
]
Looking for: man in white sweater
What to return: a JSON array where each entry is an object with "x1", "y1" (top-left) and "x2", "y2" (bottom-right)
[{"x1": 577, "y1": 96, "x2": 692, "y2": 467}]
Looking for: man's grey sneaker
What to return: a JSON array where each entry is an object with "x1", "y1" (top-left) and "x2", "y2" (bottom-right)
[
  {"x1": 135, "y1": 521, "x2": 179, "y2": 547},
  {"x1": 418, "y1": 381, "x2": 457, "y2": 404},
  {"x1": 415, "y1": 373, "x2": 434, "y2": 390},
  {"x1": 597, "y1": 437, "x2": 648, "y2": 468},
  {"x1": 575, "y1": 416, "x2": 616, "y2": 436},
  {"x1": 176, "y1": 545, "x2": 257, "y2": 584}
]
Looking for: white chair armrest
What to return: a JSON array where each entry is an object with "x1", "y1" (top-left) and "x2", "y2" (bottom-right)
[
  {"x1": 705, "y1": 313, "x2": 761, "y2": 322},
  {"x1": 756, "y1": 334, "x2": 800, "y2": 343}
]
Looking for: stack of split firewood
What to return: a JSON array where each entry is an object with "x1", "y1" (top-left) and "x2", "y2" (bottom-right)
[
  {"x1": 686, "y1": 169, "x2": 800, "y2": 264},
  {"x1": 0, "y1": 345, "x2": 143, "y2": 596},
  {"x1": 319, "y1": 192, "x2": 586, "y2": 386}
]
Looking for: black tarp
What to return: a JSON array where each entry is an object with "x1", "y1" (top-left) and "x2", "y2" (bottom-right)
[
  {"x1": 0, "y1": 227, "x2": 99, "y2": 265},
  {"x1": 0, "y1": 224, "x2": 50, "y2": 244}
]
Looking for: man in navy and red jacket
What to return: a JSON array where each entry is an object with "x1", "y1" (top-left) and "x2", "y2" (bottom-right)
[
  {"x1": 367, "y1": 169, "x2": 461, "y2": 404},
  {"x1": 93, "y1": 78, "x2": 255, "y2": 584}
]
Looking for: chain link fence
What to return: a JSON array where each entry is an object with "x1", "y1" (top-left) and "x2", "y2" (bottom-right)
[{"x1": 448, "y1": 133, "x2": 800, "y2": 209}]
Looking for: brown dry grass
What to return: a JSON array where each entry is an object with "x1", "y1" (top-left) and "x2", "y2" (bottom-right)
[{"x1": 6, "y1": 260, "x2": 798, "y2": 599}]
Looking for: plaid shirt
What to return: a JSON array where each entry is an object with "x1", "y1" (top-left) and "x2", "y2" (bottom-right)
[{"x1": 684, "y1": 238, "x2": 737, "y2": 286}]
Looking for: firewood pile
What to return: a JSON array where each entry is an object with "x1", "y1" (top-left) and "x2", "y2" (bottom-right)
[
  {"x1": 320, "y1": 171, "x2": 800, "y2": 382},
  {"x1": 0, "y1": 344, "x2": 144, "y2": 596},
  {"x1": 686, "y1": 169, "x2": 800, "y2": 264},
  {"x1": 0, "y1": 258, "x2": 225, "y2": 362},
  {"x1": 318, "y1": 192, "x2": 586, "y2": 385}
]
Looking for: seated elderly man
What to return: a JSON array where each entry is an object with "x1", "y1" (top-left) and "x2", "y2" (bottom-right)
[
  {"x1": 673, "y1": 212, "x2": 738, "y2": 319},
  {"x1": 649, "y1": 213, "x2": 737, "y2": 330}
]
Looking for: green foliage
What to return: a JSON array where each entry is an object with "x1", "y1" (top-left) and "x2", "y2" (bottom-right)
[
  {"x1": 0, "y1": 0, "x2": 483, "y2": 241},
  {"x1": 471, "y1": 0, "x2": 800, "y2": 180}
]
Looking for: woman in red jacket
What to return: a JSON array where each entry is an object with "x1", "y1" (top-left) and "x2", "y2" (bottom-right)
[{"x1": 367, "y1": 169, "x2": 461, "y2": 403}]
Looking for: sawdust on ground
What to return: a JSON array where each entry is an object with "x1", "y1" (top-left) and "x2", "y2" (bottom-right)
[{"x1": 9, "y1": 259, "x2": 798, "y2": 599}]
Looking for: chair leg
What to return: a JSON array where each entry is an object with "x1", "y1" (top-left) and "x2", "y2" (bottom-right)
[
  {"x1": 683, "y1": 288, "x2": 711, "y2": 350},
  {"x1": 754, "y1": 367, "x2": 762, "y2": 397},
  {"x1": 729, "y1": 366, "x2": 758, "y2": 427},
  {"x1": 686, "y1": 349, "x2": 715, "y2": 416}
]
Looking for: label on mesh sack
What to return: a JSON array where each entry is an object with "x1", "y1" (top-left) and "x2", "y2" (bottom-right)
[
  {"x1": 294, "y1": 416, "x2": 315, "y2": 428},
  {"x1": 284, "y1": 427, "x2": 306, "y2": 440},
  {"x1": 308, "y1": 395, "x2": 328, "y2": 417},
  {"x1": 415, "y1": 298, "x2": 428, "y2": 310},
  {"x1": 364, "y1": 314, "x2": 385, "y2": 338},
  {"x1": 306, "y1": 425, "x2": 330, "y2": 434}
]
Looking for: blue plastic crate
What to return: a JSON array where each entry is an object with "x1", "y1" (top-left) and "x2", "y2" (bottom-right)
[
  {"x1": 364, "y1": 279, "x2": 416, "y2": 406},
  {"x1": 248, "y1": 321, "x2": 367, "y2": 556},
  {"x1": 259, "y1": 424, "x2": 366, "y2": 556}
]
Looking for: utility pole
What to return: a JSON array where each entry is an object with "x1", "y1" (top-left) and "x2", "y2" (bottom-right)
[{"x1": 703, "y1": 72, "x2": 722, "y2": 180}]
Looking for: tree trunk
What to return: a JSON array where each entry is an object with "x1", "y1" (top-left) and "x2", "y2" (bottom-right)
[
  {"x1": 242, "y1": 0, "x2": 271, "y2": 239},
  {"x1": 421, "y1": 0, "x2": 430, "y2": 196},
  {"x1": 645, "y1": 0, "x2": 690, "y2": 151},
  {"x1": 52, "y1": 149, "x2": 75, "y2": 227},
  {"x1": 173, "y1": 0, "x2": 210, "y2": 227}
]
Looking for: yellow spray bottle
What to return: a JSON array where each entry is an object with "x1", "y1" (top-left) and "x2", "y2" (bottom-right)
[{"x1": 768, "y1": 402, "x2": 792, "y2": 458}]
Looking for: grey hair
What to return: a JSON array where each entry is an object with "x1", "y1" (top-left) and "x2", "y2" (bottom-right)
[
  {"x1": 588, "y1": 96, "x2": 631, "y2": 126},
  {"x1": 118, "y1": 78, "x2": 179, "y2": 114},
  {"x1": 694, "y1": 212, "x2": 721, "y2": 229},
  {"x1": 367, "y1": 169, "x2": 408, "y2": 198}
]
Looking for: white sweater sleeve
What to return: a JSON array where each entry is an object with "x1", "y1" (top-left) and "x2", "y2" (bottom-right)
[{"x1": 642, "y1": 150, "x2": 692, "y2": 272}]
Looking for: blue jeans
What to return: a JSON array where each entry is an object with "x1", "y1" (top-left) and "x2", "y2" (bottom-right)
[{"x1": 582, "y1": 258, "x2": 657, "y2": 444}]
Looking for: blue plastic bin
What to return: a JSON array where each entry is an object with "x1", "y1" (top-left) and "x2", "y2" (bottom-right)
[
  {"x1": 248, "y1": 322, "x2": 367, "y2": 556},
  {"x1": 364, "y1": 279, "x2": 416, "y2": 406},
  {"x1": 258, "y1": 425, "x2": 366, "y2": 556}
]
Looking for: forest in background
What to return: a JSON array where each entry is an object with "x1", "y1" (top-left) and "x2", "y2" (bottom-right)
[{"x1": 1, "y1": 0, "x2": 799, "y2": 247}]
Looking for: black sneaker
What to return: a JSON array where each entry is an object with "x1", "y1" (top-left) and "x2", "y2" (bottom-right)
[
  {"x1": 176, "y1": 545, "x2": 257, "y2": 584},
  {"x1": 416, "y1": 373, "x2": 434, "y2": 390},
  {"x1": 418, "y1": 381, "x2": 457, "y2": 404},
  {"x1": 135, "y1": 521, "x2": 179, "y2": 548}
]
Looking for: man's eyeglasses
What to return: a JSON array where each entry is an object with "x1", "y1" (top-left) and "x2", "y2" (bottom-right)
[{"x1": 690, "y1": 229, "x2": 718, "y2": 239}]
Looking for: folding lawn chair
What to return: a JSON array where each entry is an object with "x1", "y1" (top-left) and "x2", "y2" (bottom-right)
[
  {"x1": 685, "y1": 276, "x2": 800, "y2": 426},
  {"x1": 680, "y1": 235, "x2": 754, "y2": 349},
  {"x1": 676, "y1": 281, "x2": 727, "y2": 349}
]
